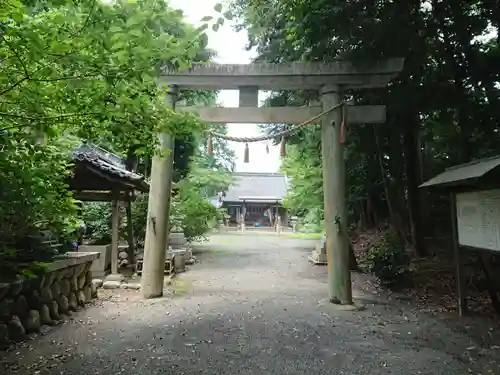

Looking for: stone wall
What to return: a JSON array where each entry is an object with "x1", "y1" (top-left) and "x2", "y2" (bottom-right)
[{"x1": 0, "y1": 252, "x2": 99, "y2": 348}]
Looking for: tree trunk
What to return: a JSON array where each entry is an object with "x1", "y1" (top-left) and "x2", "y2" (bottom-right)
[
  {"x1": 373, "y1": 124, "x2": 405, "y2": 241},
  {"x1": 417, "y1": 134, "x2": 430, "y2": 239},
  {"x1": 349, "y1": 242, "x2": 359, "y2": 271},
  {"x1": 402, "y1": 114, "x2": 426, "y2": 256},
  {"x1": 433, "y1": 0, "x2": 473, "y2": 164},
  {"x1": 358, "y1": 199, "x2": 367, "y2": 229}
]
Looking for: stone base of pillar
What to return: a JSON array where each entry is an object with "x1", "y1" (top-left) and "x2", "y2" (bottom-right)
[
  {"x1": 308, "y1": 236, "x2": 327, "y2": 264},
  {"x1": 308, "y1": 249, "x2": 328, "y2": 265}
]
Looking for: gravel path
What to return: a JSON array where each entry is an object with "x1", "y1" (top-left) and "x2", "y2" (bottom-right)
[{"x1": 2, "y1": 233, "x2": 499, "y2": 374}]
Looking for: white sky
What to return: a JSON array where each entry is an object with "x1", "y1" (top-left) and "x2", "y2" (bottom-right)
[{"x1": 168, "y1": 0, "x2": 281, "y2": 173}]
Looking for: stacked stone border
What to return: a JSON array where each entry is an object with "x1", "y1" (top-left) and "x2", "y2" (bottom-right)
[{"x1": 0, "y1": 252, "x2": 100, "y2": 348}]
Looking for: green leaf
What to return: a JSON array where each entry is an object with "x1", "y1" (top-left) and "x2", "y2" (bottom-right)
[
  {"x1": 196, "y1": 24, "x2": 209, "y2": 33},
  {"x1": 213, "y1": 3, "x2": 223, "y2": 13},
  {"x1": 199, "y1": 33, "x2": 209, "y2": 48},
  {"x1": 201, "y1": 15, "x2": 213, "y2": 22}
]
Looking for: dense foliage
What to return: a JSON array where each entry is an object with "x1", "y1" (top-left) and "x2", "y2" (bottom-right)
[
  {"x1": 362, "y1": 230, "x2": 413, "y2": 285},
  {"x1": 1, "y1": 0, "x2": 206, "y2": 144},
  {"x1": 0, "y1": 0, "x2": 232, "y2": 279},
  {"x1": 230, "y1": 0, "x2": 500, "y2": 257},
  {"x1": 0, "y1": 136, "x2": 79, "y2": 279}
]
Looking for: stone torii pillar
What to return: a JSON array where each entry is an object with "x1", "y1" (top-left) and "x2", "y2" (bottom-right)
[
  {"x1": 156, "y1": 60, "x2": 403, "y2": 305},
  {"x1": 141, "y1": 87, "x2": 178, "y2": 299},
  {"x1": 320, "y1": 85, "x2": 350, "y2": 304}
]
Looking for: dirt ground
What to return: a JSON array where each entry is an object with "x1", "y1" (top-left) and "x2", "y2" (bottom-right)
[{"x1": 2, "y1": 233, "x2": 500, "y2": 375}]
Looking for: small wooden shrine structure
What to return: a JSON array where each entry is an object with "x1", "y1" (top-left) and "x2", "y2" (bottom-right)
[
  {"x1": 421, "y1": 156, "x2": 500, "y2": 315},
  {"x1": 68, "y1": 143, "x2": 149, "y2": 274}
]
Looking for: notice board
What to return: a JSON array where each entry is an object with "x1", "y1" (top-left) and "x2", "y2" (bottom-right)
[{"x1": 456, "y1": 189, "x2": 500, "y2": 251}]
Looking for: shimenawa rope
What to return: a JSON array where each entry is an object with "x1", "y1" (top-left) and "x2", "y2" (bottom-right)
[{"x1": 207, "y1": 102, "x2": 345, "y2": 143}]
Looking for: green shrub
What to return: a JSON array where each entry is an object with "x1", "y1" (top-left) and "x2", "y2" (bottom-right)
[
  {"x1": 131, "y1": 194, "x2": 149, "y2": 247},
  {"x1": 130, "y1": 185, "x2": 218, "y2": 245},
  {"x1": 297, "y1": 207, "x2": 324, "y2": 234},
  {"x1": 177, "y1": 182, "x2": 218, "y2": 242},
  {"x1": 362, "y1": 230, "x2": 412, "y2": 285},
  {"x1": 82, "y1": 202, "x2": 113, "y2": 244},
  {"x1": 0, "y1": 136, "x2": 80, "y2": 281}
]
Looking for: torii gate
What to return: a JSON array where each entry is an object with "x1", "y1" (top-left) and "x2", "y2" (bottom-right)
[{"x1": 140, "y1": 60, "x2": 404, "y2": 306}]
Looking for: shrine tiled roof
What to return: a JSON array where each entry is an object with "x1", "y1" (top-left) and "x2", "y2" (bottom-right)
[
  {"x1": 223, "y1": 172, "x2": 288, "y2": 203},
  {"x1": 72, "y1": 143, "x2": 149, "y2": 192}
]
